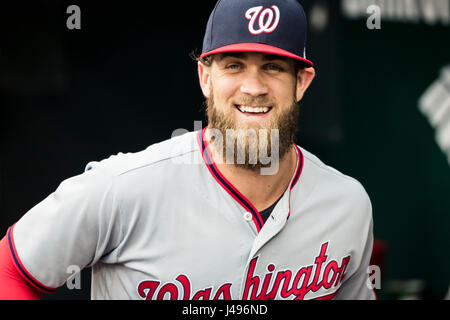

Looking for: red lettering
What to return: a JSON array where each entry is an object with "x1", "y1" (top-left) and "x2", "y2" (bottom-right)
[
  {"x1": 291, "y1": 266, "x2": 313, "y2": 300},
  {"x1": 137, "y1": 243, "x2": 352, "y2": 301},
  {"x1": 242, "y1": 257, "x2": 260, "y2": 300},
  {"x1": 213, "y1": 283, "x2": 232, "y2": 300},
  {"x1": 256, "y1": 264, "x2": 276, "y2": 300},
  {"x1": 335, "y1": 256, "x2": 350, "y2": 285},
  {"x1": 322, "y1": 260, "x2": 338, "y2": 289},
  {"x1": 176, "y1": 275, "x2": 191, "y2": 300},
  {"x1": 274, "y1": 270, "x2": 293, "y2": 299},
  {"x1": 156, "y1": 283, "x2": 178, "y2": 300},
  {"x1": 137, "y1": 281, "x2": 160, "y2": 300},
  {"x1": 310, "y1": 242, "x2": 329, "y2": 291},
  {"x1": 193, "y1": 288, "x2": 212, "y2": 300}
]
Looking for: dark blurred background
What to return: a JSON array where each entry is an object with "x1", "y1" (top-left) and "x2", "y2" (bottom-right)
[{"x1": 1, "y1": 0, "x2": 449, "y2": 300}]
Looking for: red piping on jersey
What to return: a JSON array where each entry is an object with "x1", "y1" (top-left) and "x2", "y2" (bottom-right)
[
  {"x1": 197, "y1": 128, "x2": 264, "y2": 232},
  {"x1": 7, "y1": 224, "x2": 57, "y2": 294},
  {"x1": 197, "y1": 128, "x2": 304, "y2": 231}
]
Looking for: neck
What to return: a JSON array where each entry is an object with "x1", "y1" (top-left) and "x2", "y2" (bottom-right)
[{"x1": 206, "y1": 129, "x2": 298, "y2": 212}]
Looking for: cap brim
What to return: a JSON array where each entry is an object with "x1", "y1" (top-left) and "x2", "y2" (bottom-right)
[{"x1": 200, "y1": 43, "x2": 313, "y2": 68}]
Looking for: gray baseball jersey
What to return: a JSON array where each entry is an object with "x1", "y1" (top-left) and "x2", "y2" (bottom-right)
[{"x1": 7, "y1": 128, "x2": 375, "y2": 300}]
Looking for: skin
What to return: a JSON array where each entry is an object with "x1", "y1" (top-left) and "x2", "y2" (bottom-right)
[{"x1": 198, "y1": 52, "x2": 315, "y2": 212}]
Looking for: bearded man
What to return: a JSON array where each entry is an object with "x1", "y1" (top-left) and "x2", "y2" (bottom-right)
[{"x1": 0, "y1": 0, "x2": 376, "y2": 300}]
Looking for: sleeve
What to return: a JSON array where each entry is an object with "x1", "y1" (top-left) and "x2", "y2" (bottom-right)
[
  {"x1": 0, "y1": 235, "x2": 40, "y2": 300},
  {"x1": 7, "y1": 163, "x2": 123, "y2": 292},
  {"x1": 334, "y1": 187, "x2": 377, "y2": 300}
]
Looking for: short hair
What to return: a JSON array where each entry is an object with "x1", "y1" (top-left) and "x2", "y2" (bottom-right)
[{"x1": 190, "y1": 50, "x2": 213, "y2": 67}]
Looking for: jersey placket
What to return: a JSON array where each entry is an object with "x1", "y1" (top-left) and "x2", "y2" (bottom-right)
[
  {"x1": 237, "y1": 147, "x2": 304, "y2": 299},
  {"x1": 197, "y1": 128, "x2": 264, "y2": 233}
]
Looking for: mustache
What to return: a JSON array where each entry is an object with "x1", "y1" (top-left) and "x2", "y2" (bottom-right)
[{"x1": 231, "y1": 96, "x2": 275, "y2": 107}]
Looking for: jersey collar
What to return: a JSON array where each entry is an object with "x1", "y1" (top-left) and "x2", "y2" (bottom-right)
[{"x1": 197, "y1": 127, "x2": 304, "y2": 233}]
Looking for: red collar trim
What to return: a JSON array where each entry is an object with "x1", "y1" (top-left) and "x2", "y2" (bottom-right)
[{"x1": 197, "y1": 127, "x2": 304, "y2": 231}]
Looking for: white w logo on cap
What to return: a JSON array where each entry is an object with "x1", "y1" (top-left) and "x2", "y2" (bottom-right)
[{"x1": 245, "y1": 5, "x2": 280, "y2": 35}]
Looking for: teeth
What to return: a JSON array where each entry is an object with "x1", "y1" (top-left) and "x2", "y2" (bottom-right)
[{"x1": 237, "y1": 105, "x2": 270, "y2": 113}]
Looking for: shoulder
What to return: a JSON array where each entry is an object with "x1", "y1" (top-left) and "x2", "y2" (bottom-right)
[
  {"x1": 298, "y1": 146, "x2": 372, "y2": 215},
  {"x1": 84, "y1": 131, "x2": 199, "y2": 178},
  {"x1": 42, "y1": 132, "x2": 199, "y2": 204}
]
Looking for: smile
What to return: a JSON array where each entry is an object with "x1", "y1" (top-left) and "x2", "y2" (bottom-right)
[{"x1": 235, "y1": 105, "x2": 272, "y2": 114}]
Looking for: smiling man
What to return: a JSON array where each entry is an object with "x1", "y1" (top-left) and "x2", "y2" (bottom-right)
[
  {"x1": 0, "y1": 0, "x2": 376, "y2": 300},
  {"x1": 198, "y1": 49, "x2": 315, "y2": 211}
]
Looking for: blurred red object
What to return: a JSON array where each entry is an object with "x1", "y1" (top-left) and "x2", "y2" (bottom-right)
[{"x1": 370, "y1": 238, "x2": 387, "y2": 278}]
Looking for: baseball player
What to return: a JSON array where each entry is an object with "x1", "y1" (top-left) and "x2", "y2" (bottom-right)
[{"x1": 0, "y1": 0, "x2": 375, "y2": 300}]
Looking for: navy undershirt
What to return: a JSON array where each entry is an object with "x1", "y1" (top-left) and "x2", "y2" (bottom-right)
[{"x1": 259, "y1": 195, "x2": 283, "y2": 224}]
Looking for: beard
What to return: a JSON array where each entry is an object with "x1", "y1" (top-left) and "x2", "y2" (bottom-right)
[{"x1": 206, "y1": 89, "x2": 299, "y2": 171}]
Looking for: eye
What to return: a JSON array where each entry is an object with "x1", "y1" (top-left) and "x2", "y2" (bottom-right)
[
  {"x1": 226, "y1": 63, "x2": 242, "y2": 70},
  {"x1": 265, "y1": 63, "x2": 284, "y2": 72}
]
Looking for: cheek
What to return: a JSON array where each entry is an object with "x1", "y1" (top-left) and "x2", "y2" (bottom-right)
[
  {"x1": 273, "y1": 82, "x2": 296, "y2": 105},
  {"x1": 211, "y1": 75, "x2": 239, "y2": 99},
  {"x1": 211, "y1": 78, "x2": 238, "y2": 106}
]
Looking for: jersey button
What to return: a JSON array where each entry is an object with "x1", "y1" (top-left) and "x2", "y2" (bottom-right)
[{"x1": 244, "y1": 212, "x2": 253, "y2": 221}]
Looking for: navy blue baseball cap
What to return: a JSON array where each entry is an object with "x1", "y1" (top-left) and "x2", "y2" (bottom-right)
[{"x1": 201, "y1": 0, "x2": 313, "y2": 68}]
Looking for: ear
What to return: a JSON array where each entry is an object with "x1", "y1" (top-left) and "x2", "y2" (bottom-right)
[
  {"x1": 198, "y1": 61, "x2": 212, "y2": 98},
  {"x1": 295, "y1": 67, "x2": 315, "y2": 102}
]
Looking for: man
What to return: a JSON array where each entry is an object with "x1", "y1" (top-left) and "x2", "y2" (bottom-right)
[{"x1": 0, "y1": 0, "x2": 375, "y2": 300}]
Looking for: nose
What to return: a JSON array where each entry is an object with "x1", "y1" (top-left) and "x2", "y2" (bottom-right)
[{"x1": 239, "y1": 69, "x2": 269, "y2": 97}]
